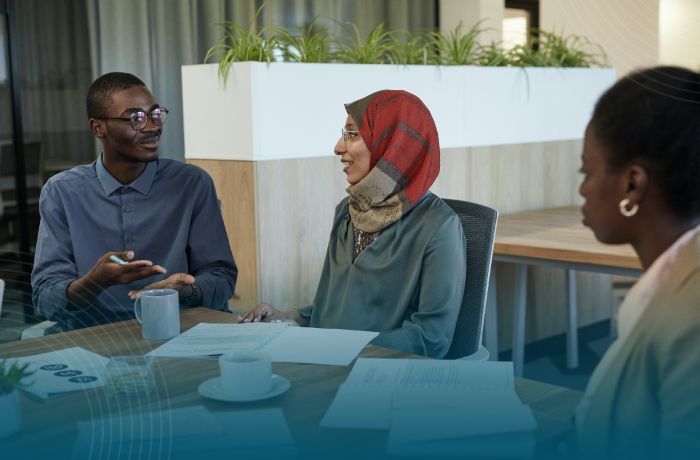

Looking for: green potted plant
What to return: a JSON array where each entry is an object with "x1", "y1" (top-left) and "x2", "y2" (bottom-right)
[
  {"x1": 184, "y1": 17, "x2": 613, "y2": 163},
  {"x1": 0, "y1": 359, "x2": 33, "y2": 438}
]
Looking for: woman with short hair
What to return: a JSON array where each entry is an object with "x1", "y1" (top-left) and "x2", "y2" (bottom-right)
[{"x1": 576, "y1": 66, "x2": 700, "y2": 458}]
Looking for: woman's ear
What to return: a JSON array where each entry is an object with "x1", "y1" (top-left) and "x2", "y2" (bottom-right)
[
  {"x1": 89, "y1": 119, "x2": 106, "y2": 138},
  {"x1": 623, "y1": 164, "x2": 649, "y2": 203}
]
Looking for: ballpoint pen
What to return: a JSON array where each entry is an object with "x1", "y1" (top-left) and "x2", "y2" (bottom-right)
[{"x1": 109, "y1": 255, "x2": 128, "y2": 265}]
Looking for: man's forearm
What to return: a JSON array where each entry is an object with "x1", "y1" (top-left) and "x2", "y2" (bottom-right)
[{"x1": 66, "y1": 275, "x2": 105, "y2": 309}]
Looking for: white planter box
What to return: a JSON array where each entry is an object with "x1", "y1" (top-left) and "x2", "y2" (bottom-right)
[{"x1": 182, "y1": 62, "x2": 615, "y2": 161}]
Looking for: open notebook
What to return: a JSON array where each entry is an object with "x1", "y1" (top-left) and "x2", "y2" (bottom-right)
[{"x1": 147, "y1": 322, "x2": 378, "y2": 366}]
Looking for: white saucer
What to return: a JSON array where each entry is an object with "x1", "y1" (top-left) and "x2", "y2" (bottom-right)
[{"x1": 198, "y1": 375, "x2": 290, "y2": 402}]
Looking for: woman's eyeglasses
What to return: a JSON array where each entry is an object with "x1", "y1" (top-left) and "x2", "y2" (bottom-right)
[
  {"x1": 97, "y1": 107, "x2": 169, "y2": 130},
  {"x1": 341, "y1": 128, "x2": 360, "y2": 144}
]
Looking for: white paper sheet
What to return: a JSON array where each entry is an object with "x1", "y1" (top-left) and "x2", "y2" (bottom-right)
[
  {"x1": 147, "y1": 322, "x2": 289, "y2": 358},
  {"x1": 148, "y1": 322, "x2": 378, "y2": 366},
  {"x1": 321, "y1": 359, "x2": 535, "y2": 434},
  {"x1": 8, "y1": 347, "x2": 109, "y2": 399},
  {"x1": 263, "y1": 327, "x2": 379, "y2": 366},
  {"x1": 389, "y1": 390, "x2": 537, "y2": 440},
  {"x1": 342, "y1": 357, "x2": 514, "y2": 389}
]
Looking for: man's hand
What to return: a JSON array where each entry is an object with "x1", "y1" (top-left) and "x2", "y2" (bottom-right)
[
  {"x1": 67, "y1": 251, "x2": 166, "y2": 308},
  {"x1": 91, "y1": 251, "x2": 166, "y2": 287},
  {"x1": 128, "y1": 273, "x2": 196, "y2": 301}
]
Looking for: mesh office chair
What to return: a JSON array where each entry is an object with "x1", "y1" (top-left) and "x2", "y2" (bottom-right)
[{"x1": 443, "y1": 199, "x2": 498, "y2": 360}]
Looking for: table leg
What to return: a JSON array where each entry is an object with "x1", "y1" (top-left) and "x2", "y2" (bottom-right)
[
  {"x1": 512, "y1": 264, "x2": 527, "y2": 377},
  {"x1": 484, "y1": 264, "x2": 499, "y2": 360},
  {"x1": 566, "y1": 269, "x2": 579, "y2": 369}
]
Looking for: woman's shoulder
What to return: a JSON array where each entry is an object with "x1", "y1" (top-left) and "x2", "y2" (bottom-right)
[
  {"x1": 643, "y1": 269, "x2": 700, "y2": 351},
  {"x1": 407, "y1": 193, "x2": 462, "y2": 226}
]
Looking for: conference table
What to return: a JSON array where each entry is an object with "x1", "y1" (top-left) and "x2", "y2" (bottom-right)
[
  {"x1": 0, "y1": 308, "x2": 581, "y2": 459},
  {"x1": 484, "y1": 205, "x2": 643, "y2": 376}
]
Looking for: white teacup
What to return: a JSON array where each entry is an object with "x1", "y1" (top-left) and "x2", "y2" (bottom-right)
[
  {"x1": 133, "y1": 289, "x2": 180, "y2": 340},
  {"x1": 219, "y1": 350, "x2": 272, "y2": 398}
]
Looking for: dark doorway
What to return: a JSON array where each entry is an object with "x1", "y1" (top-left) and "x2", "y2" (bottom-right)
[{"x1": 1, "y1": 0, "x2": 93, "y2": 338}]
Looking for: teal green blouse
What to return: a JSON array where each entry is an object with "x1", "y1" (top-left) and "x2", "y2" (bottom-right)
[{"x1": 297, "y1": 192, "x2": 466, "y2": 358}]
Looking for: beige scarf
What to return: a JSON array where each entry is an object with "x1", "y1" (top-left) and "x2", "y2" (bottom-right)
[{"x1": 347, "y1": 164, "x2": 406, "y2": 233}]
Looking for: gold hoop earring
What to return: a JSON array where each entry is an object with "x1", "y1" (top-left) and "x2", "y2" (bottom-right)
[{"x1": 619, "y1": 198, "x2": 639, "y2": 217}]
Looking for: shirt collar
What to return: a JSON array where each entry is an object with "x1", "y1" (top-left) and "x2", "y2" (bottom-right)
[{"x1": 95, "y1": 154, "x2": 157, "y2": 196}]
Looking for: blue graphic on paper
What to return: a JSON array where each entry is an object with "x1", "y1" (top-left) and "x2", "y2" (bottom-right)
[
  {"x1": 55, "y1": 370, "x2": 82, "y2": 377},
  {"x1": 68, "y1": 376, "x2": 98, "y2": 384},
  {"x1": 40, "y1": 364, "x2": 68, "y2": 371}
]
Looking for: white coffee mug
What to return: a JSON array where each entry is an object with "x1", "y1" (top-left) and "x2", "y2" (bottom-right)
[
  {"x1": 133, "y1": 289, "x2": 180, "y2": 340},
  {"x1": 219, "y1": 350, "x2": 272, "y2": 398}
]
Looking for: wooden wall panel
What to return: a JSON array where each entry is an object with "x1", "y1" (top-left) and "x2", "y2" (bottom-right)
[
  {"x1": 187, "y1": 159, "x2": 258, "y2": 310},
  {"x1": 254, "y1": 156, "x2": 347, "y2": 309}
]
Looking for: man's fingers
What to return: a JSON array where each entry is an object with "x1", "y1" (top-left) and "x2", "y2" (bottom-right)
[
  {"x1": 122, "y1": 267, "x2": 168, "y2": 284},
  {"x1": 120, "y1": 259, "x2": 154, "y2": 268},
  {"x1": 110, "y1": 250, "x2": 135, "y2": 261}
]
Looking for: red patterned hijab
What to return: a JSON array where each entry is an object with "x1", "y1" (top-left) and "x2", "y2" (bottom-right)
[{"x1": 344, "y1": 90, "x2": 440, "y2": 232}]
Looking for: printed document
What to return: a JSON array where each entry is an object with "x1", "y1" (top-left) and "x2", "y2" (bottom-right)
[
  {"x1": 321, "y1": 358, "x2": 536, "y2": 434},
  {"x1": 7, "y1": 347, "x2": 109, "y2": 399},
  {"x1": 148, "y1": 322, "x2": 378, "y2": 365}
]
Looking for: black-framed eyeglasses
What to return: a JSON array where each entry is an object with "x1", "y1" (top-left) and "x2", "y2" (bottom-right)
[{"x1": 97, "y1": 107, "x2": 169, "y2": 130}]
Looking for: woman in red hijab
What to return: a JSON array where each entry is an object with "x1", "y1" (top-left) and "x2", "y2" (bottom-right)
[{"x1": 239, "y1": 90, "x2": 466, "y2": 358}]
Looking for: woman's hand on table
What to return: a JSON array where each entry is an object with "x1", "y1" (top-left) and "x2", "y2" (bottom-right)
[
  {"x1": 237, "y1": 303, "x2": 284, "y2": 323},
  {"x1": 238, "y1": 304, "x2": 310, "y2": 326},
  {"x1": 238, "y1": 303, "x2": 277, "y2": 322}
]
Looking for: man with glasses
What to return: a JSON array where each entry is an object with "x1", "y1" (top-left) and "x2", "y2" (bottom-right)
[{"x1": 31, "y1": 72, "x2": 237, "y2": 330}]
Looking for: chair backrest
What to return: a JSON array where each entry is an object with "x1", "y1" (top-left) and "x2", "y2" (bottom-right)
[{"x1": 442, "y1": 199, "x2": 498, "y2": 359}]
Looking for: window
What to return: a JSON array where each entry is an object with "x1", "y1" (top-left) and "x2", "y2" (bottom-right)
[{"x1": 504, "y1": 0, "x2": 540, "y2": 50}]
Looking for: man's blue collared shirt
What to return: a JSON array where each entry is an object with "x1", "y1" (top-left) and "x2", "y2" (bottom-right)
[{"x1": 31, "y1": 156, "x2": 237, "y2": 329}]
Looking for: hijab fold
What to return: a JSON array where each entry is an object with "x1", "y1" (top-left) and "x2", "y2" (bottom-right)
[{"x1": 344, "y1": 90, "x2": 440, "y2": 233}]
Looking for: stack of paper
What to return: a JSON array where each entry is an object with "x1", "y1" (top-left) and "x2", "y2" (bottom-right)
[
  {"x1": 71, "y1": 405, "x2": 298, "y2": 460},
  {"x1": 148, "y1": 322, "x2": 378, "y2": 366},
  {"x1": 7, "y1": 347, "x2": 109, "y2": 399},
  {"x1": 321, "y1": 358, "x2": 536, "y2": 457}
]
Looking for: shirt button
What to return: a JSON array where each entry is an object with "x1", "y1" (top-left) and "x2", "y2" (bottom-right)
[{"x1": 123, "y1": 207, "x2": 131, "y2": 213}]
